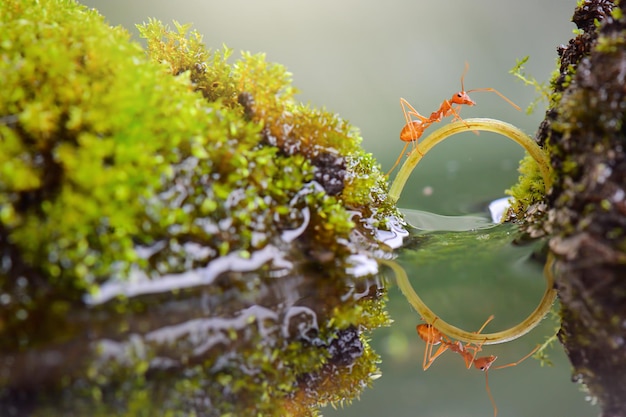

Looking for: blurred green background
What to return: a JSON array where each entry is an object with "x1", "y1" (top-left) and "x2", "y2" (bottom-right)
[{"x1": 78, "y1": 1, "x2": 597, "y2": 416}]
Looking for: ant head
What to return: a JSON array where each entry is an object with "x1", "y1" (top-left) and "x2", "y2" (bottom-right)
[
  {"x1": 475, "y1": 355, "x2": 497, "y2": 371},
  {"x1": 453, "y1": 62, "x2": 476, "y2": 106},
  {"x1": 451, "y1": 91, "x2": 476, "y2": 106}
]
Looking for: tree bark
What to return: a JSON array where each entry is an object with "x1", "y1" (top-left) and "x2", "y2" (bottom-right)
[{"x1": 540, "y1": 1, "x2": 626, "y2": 415}]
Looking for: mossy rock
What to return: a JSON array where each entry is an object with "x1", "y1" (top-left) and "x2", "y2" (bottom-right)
[{"x1": 0, "y1": 1, "x2": 397, "y2": 415}]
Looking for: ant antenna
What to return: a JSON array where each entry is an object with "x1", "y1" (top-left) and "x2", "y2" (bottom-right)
[{"x1": 460, "y1": 61, "x2": 470, "y2": 92}]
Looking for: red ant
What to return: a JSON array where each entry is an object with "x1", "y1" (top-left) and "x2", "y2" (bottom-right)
[
  {"x1": 386, "y1": 63, "x2": 521, "y2": 177},
  {"x1": 416, "y1": 316, "x2": 539, "y2": 417}
]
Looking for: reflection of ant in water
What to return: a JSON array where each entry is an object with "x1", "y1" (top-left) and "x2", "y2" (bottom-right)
[
  {"x1": 416, "y1": 316, "x2": 539, "y2": 417},
  {"x1": 386, "y1": 63, "x2": 521, "y2": 177}
]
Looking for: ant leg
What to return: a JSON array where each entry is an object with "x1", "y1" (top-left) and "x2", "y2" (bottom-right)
[
  {"x1": 484, "y1": 370, "x2": 498, "y2": 417},
  {"x1": 447, "y1": 104, "x2": 463, "y2": 122},
  {"x1": 463, "y1": 315, "x2": 495, "y2": 368},
  {"x1": 450, "y1": 105, "x2": 480, "y2": 136},
  {"x1": 400, "y1": 98, "x2": 429, "y2": 153},
  {"x1": 417, "y1": 319, "x2": 453, "y2": 370},
  {"x1": 491, "y1": 344, "x2": 541, "y2": 370},
  {"x1": 388, "y1": 98, "x2": 428, "y2": 177},
  {"x1": 466, "y1": 87, "x2": 521, "y2": 111},
  {"x1": 400, "y1": 98, "x2": 430, "y2": 124},
  {"x1": 446, "y1": 104, "x2": 480, "y2": 136},
  {"x1": 386, "y1": 142, "x2": 410, "y2": 177},
  {"x1": 423, "y1": 342, "x2": 449, "y2": 370},
  {"x1": 483, "y1": 344, "x2": 540, "y2": 417},
  {"x1": 475, "y1": 315, "x2": 495, "y2": 334},
  {"x1": 422, "y1": 330, "x2": 434, "y2": 370},
  {"x1": 465, "y1": 339, "x2": 487, "y2": 369}
]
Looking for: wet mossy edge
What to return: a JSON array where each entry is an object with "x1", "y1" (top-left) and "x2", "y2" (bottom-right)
[
  {"x1": 0, "y1": 1, "x2": 397, "y2": 299},
  {"x1": 0, "y1": 1, "x2": 397, "y2": 416}
]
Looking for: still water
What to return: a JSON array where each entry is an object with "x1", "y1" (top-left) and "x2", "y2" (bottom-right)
[{"x1": 325, "y1": 207, "x2": 598, "y2": 417}]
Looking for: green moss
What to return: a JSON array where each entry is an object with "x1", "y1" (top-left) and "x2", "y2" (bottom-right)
[
  {"x1": 505, "y1": 153, "x2": 550, "y2": 221},
  {"x1": 502, "y1": 58, "x2": 555, "y2": 225},
  {"x1": 138, "y1": 19, "x2": 243, "y2": 110},
  {"x1": 509, "y1": 56, "x2": 552, "y2": 115},
  {"x1": 0, "y1": 0, "x2": 394, "y2": 415},
  {"x1": 504, "y1": 60, "x2": 574, "y2": 226},
  {"x1": 505, "y1": 2, "x2": 624, "y2": 234},
  {"x1": 0, "y1": 0, "x2": 388, "y2": 310}
]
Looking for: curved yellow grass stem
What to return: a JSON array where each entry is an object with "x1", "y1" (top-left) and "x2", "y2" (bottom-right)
[
  {"x1": 383, "y1": 118, "x2": 555, "y2": 344},
  {"x1": 388, "y1": 118, "x2": 553, "y2": 203},
  {"x1": 379, "y1": 256, "x2": 557, "y2": 345}
]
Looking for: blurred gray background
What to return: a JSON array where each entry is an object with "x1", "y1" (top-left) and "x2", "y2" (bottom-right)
[
  {"x1": 78, "y1": 1, "x2": 596, "y2": 416},
  {"x1": 79, "y1": 0, "x2": 575, "y2": 215}
]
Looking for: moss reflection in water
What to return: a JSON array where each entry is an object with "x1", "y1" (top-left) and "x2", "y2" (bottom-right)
[{"x1": 3, "y1": 266, "x2": 391, "y2": 416}]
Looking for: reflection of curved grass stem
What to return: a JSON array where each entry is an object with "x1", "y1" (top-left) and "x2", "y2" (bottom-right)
[
  {"x1": 388, "y1": 118, "x2": 553, "y2": 203},
  {"x1": 384, "y1": 118, "x2": 557, "y2": 344},
  {"x1": 379, "y1": 256, "x2": 557, "y2": 345}
]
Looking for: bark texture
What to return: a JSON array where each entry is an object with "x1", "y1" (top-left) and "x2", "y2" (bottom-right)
[{"x1": 540, "y1": 1, "x2": 626, "y2": 415}]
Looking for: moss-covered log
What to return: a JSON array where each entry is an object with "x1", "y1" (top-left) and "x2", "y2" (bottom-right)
[{"x1": 0, "y1": 1, "x2": 399, "y2": 416}]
